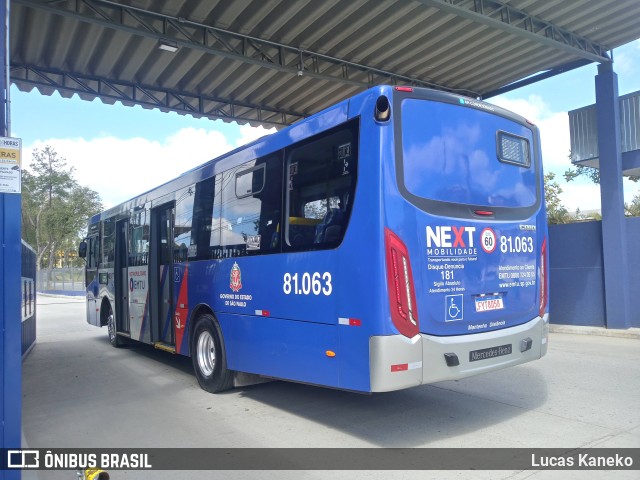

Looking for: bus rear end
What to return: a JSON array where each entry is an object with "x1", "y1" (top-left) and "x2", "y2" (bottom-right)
[{"x1": 371, "y1": 87, "x2": 549, "y2": 392}]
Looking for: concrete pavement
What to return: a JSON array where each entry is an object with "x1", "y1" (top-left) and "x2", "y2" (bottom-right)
[{"x1": 22, "y1": 296, "x2": 640, "y2": 479}]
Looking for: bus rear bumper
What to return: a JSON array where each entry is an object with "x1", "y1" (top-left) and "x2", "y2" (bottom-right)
[{"x1": 370, "y1": 314, "x2": 549, "y2": 392}]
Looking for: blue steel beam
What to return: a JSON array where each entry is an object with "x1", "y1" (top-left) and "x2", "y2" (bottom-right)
[
  {"x1": 0, "y1": 194, "x2": 22, "y2": 474},
  {"x1": 1, "y1": 0, "x2": 22, "y2": 475},
  {"x1": 595, "y1": 62, "x2": 631, "y2": 329}
]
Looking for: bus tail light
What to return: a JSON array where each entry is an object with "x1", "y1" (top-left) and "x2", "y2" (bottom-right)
[
  {"x1": 474, "y1": 210, "x2": 494, "y2": 216},
  {"x1": 539, "y1": 237, "x2": 548, "y2": 318},
  {"x1": 385, "y1": 228, "x2": 419, "y2": 338}
]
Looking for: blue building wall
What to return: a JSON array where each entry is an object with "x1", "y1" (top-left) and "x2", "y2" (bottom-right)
[
  {"x1": 626, "y1": 216, "x2": 640, "y2": 325},
  {"x1": 549, "y1": 218, "x2": 639, "y2": 328}
]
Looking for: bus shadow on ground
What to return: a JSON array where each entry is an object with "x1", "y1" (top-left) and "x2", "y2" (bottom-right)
[
  {"x1": 88, "y1": 334, "x2": 547, "y2": 448},
  {"x1": 89, "y1": 334, "x2": 195, "y2": 376},
  {"x1": 235, "y1": 366, "x2": 548, "y2": 447}
]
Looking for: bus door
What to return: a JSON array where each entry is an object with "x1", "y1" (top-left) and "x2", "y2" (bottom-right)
[
  {"x1": 150, "y1": 203, "x2": 176, "y2": 348},
  {"x1": 114, "y1": 218, "x2": 130, "y2": 335},
  {"x1": 84, "y1": 233, "x2": 100, "y2": 326}
]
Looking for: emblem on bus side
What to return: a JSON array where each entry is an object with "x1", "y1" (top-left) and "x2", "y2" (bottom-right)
[{"x1": 230, "y1": 262, "x2": 243, "y2": 292}]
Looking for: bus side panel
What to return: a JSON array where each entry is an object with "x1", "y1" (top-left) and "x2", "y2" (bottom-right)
[
  {"x1": 218, "y1": 312, "x2": 341, "y2": 388},
  {"x1": 332, "y1": 91, "x2": 392, "y2": 392}
]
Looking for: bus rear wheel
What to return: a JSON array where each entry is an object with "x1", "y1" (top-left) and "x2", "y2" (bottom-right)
[{"x1": 191, "y1": 314, "x2": 234, "y2": 393}]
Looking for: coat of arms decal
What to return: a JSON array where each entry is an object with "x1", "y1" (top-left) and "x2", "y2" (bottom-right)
[{"x1": 230, "y1": 262, "x2": 242, "y2": 292}]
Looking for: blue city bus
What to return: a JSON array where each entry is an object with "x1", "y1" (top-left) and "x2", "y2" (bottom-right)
[{"x1": 79, "y1": 85, "x2": 549, "y2": 393}]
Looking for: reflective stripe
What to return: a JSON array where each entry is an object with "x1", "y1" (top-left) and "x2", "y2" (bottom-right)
[
  {"x1": 391, "y1": 361, "x2": 422, "y2": 373},
  {"x1": 391, "y1": 364, "x2": 408, "y2": 372},
  {"x1": 338, "y1": 317, "x2": 361, "y2": 326}
]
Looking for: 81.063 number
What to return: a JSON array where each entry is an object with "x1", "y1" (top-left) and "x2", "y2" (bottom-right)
[{"x1": 283, "y1": 272, "x2": 332, "y2": 296}]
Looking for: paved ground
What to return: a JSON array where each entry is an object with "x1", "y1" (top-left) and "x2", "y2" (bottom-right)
[{"x1": 22, "y1": 296, "x2": 639, "y2": 480}]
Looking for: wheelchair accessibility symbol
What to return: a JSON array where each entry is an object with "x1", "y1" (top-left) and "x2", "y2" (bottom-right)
[{"x1": 445, "y1": 294, "x2": 464, "y2": 322}]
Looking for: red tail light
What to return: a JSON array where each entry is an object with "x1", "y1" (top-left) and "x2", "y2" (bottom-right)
[
  {"x1": 539, "y1": 237, "x2": 548, "y2": 318},
  {"x1": 385, "y1": 228, "x2": 419, "y2": 338}
]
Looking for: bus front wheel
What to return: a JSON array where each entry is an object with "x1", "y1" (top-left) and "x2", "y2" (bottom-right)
[
  {"x1": 106, "y1": 304, "x2": 126, "y2": 348},
  {"x1": 191, "y1": 314, "x2": 234, "y2": 393}
]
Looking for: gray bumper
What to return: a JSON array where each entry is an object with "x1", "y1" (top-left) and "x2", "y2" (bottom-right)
[{"x1": 370, "y1": 314, "x2": 549, "y2": 392}]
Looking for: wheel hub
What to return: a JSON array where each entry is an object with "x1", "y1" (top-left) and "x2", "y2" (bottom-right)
[{"x1": 197, "y1": 330, "x2": 216, "y2": 377}]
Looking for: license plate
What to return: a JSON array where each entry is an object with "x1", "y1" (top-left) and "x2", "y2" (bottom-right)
[
  {"x1": 469, "y1": 344, "x2": 512, "y2": 362},
  {"x1": 475, "y1": 295, "x2": 504, "y2": 312}
]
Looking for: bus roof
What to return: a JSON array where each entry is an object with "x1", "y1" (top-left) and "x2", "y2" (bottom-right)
[{"x1": 89, "y1": 85, "x2": 531, "y2": 224}]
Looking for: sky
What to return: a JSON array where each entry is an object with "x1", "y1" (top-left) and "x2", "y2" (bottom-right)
[{"x1": 12, "y1": 39, "x2": 640, "y2": 211}]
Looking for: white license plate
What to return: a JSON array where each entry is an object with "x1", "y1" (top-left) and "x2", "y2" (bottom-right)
[{"x1": 475, "y1": 297, "x2": 504, "y2": 312}]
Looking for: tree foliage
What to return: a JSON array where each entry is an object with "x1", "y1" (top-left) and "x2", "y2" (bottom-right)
[
  {"x1": 565, "y1": 164, "x2": 639, "y2": 184},
  {"x1": 21, "y1": 146, "x2": 102, "y2": 269},
  {"x1": 625, "y1": 192, "x2": 640, "y2": 217},
  {"x1": 564, "y1": 164, "x2": 601, "y2": 184},
  {"x1": 565, "y1": 152, "x2": 640, "y2": 218},
  {"x1": 544, "y1": 172, "x2": 573, "y2": 224}
]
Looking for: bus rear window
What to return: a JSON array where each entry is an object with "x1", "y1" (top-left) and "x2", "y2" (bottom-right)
[
  {"x1": 497, "y1": 131, "x2": 530, "y2": 167},
  {"x1": 400, "y1": 99, "x2": 536, "y2": 208}
]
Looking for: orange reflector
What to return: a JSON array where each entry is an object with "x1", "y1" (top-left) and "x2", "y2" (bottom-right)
[
  {"x1": 325, "y1": 350, "x2": 336, "y2": 358},
  {"x1": 391, "y1": 363, "x2": 409, "y2": 372}
]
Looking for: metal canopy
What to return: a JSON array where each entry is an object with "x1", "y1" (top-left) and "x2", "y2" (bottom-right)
[
  {"x1": 569, "y1": 90, "x2": 640, "y2": 177},
  {"x1": 11, "y1": 0, "x2": 640, "y2": 127}
]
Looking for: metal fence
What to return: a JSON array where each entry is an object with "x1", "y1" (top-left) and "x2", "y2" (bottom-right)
[{"x1": 37, "y1": 267, "x2": 84, "y2": 292}]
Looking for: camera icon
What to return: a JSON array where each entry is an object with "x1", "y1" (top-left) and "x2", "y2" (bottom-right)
[{"x1": 7, "y1": 450, "x2": 40, "y2": 468}]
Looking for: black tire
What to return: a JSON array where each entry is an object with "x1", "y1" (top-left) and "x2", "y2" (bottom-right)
[
  {"x1": 191, "y1": 314, "x2": 234, "y2": 393},
  {"x1": 106, "y1": 304, "x2": 126, "y2": 348}
]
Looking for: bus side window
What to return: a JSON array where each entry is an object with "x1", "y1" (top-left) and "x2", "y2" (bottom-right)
[
  {"x1": 285, "y1": 120, "x2": 358, "y2": 251},
  {"x1": 87, "y1": 235, "x2": 100, "y2": 269},
  {"x1": 219, "y1": 154, "x2": 283, "y2": 258},
  {"x1": 174, "y1": 185, "x2": 195, "y2": 263},
  {"x1": 101, "y1": 219, "x2": 115, "y2": 268},
  {"x1": 128, "y1": 210, "x2": 149, "y2": 266}
]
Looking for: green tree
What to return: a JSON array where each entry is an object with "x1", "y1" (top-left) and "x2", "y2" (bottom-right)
[
  {"x1": 21, "y1": 146, "x2": 102, "y2": 270},
  {"x1": 565, "y1": 159, "x2": 639, "y2": 184},
  {"x1": 564, "y1": 164, "x2": 601, "y2": 184},
  {"x1": 544, "y1": 172, "x2": 572, "y2": 224},
  {"x1": 625, "y1": 192, "x2": 640, "y2": 217}
]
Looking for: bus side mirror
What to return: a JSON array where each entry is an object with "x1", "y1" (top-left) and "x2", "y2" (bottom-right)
[{"x1": 78, "y1": 241, "x2": 87, "y2": 258}]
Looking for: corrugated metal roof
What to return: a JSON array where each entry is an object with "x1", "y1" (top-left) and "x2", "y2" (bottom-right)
[{"x1": 10, "y1": 0, "x2": 640, "y2": 127}]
